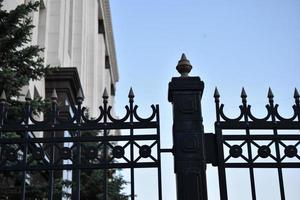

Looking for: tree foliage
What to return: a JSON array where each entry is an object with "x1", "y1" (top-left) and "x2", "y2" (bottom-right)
[{"x1": 0, "y1": 0, "x2": 50, "y2": 98}]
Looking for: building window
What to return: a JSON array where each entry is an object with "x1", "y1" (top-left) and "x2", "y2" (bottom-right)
[
  {"x1": 105, "y1": 56, "x2": 110, "y2": 69},
  {"x1": 98, "y1": 19, "x2": 105, "y2": 35}
]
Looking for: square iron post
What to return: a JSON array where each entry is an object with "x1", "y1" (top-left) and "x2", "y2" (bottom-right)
[{"x1": 168, "y1": 54, "x2": 208, "y2": 200}]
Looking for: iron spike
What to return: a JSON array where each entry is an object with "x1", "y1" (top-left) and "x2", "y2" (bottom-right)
[
  {"x1": 77, "y1": 88, "x2": 84, "y2": 100},
  {"x1": 25, "y1": 89, "x2": 32, "y2": 101},
  {"x1": 33, "y1": 86, "x2": 41, "y2": 99},
  {"x1": 0, "y1": 90, "x2": 7, "y2": 102},
  {"x1": 102, "y1": 88, "x2": 109, "y2": 99},
  {"x1": 51, "y1": 88, "x2": 58, "y2": 101},
  {"x1": 267, "y1": 87, "x2": 274, "y2": 99},
  {"x1": 214, "y1": 87, "x2": 220, "y2": 98},
  {"x1": 294, "y1": 88, "x2": 299, "y2": 99},
  {"x1": 128, "y1": 87, "x2": 135, "y2": 99},
  {"x1": 241, "y1": 87, "x2": 247, "y2": 98}
]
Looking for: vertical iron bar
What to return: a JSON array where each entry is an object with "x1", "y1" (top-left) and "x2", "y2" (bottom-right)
[
  {"x1": 215, "y1": 126, "x2": 228, "y2": 200},
  {"x1": 156, "y1": 105, "x2": 163, "y2": 200},
  {"x1": 48, "y1": 130, "x2": 55, "y2": 200},
  {"x1": 269, "y1": 93, "x2": 286, "y2": 200},
  {"x1": 129, "y1": 88, "x2": 135, "y2": 200},
  {"x1": 214, "y1": 88, "x2": 228, "y2": 200},
  {"x1": 103, "y1": 92, "x2": 108, "y2": 200},
  {"x1": 75, "y1": 100, "x2": 82, "y2": 200},
  {"x1": 241, "y1": 90, "x2": 257, "y2": 200},
  {"x1": 21, "y1": 134, "x2": 28, "y2": 200},
  {"x1": 21, "y1": 99, "x2": 30, "y2": 200},
  {"x1": 0, "y1": 94, "x2": 5, "y2": 197},
  {"x1": 75, "y1": 132, "x2": 81, "y2": 200},
  {"x1": 48, "y1": 90, "x2": 57, "y2": 200}
]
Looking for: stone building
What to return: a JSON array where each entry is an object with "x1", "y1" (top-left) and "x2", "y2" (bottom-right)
[{"x1": 3, "y1": 0, "x2": 118, "y2": 117}]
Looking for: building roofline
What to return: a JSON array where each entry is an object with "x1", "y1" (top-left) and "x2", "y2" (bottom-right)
[{"x1": 102, "y1": 0, "x2": 119, "y2": 84}]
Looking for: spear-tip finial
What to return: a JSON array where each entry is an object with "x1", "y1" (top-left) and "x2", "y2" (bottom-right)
[
  {"x1": 102, "y1": 88, "x2": 109, "y2": 99},
  {"x1": 241, "y1": 87, "x2": 247, "y2": 98},
  {"x1": 33, "y1": 86, "x2": 41, "y2": 99},
  {"x1": 267, "y1": 87, "x2": 274, "y2": 99},
  {"x1": 76, "y1": 88, "x2": 84, "y2": 102},
  {"x1": 25, "y1": 89, "x2": 32, "y2": 101},
  {"x1": 51, "y1": 88, "x2": 58, "y2": 101},
  {"x1": 294, "y1": 88, "x2": 299, "y2": 99},
  {"x1": 128, "y1": 87, "x2": 135, "y2": 99},
  {"x1": 214, "y1": 87, "x2": 220, "y2": 99},
  {"x1": 176, "y1": 53, "x2": 192, "y2": 77},
  {"x1": 0, "y1": 90, "x2": 7, "y2": 102}
]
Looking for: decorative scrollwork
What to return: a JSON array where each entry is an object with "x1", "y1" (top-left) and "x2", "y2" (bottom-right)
[
  {"x1": 215, "y1": 87, "x2": 300, "y2": 123},
  {"x1": 107, "y1": 105, "x2": 130, "y2": 123},
  {"x1": 133, "y1": 105, "x2": 157, "y2": 122},
  {"x1": 218, "y1": 104, "x2": 244, "y2": 122}
]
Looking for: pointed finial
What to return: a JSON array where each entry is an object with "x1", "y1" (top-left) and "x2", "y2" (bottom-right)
[
  {"x1": 128, "y1": 87, "x2": 135, "y2": 99},
  {"x1": 33, "y1": 86, "x2": 41, "y2": 99},
  {"x1": 267, "y1": 87, "x2": 274, "y2": 99},
  {"x1": 51, "y1": 88, "x2": 58, "y2": 102},
  {"x1": 176, "y1": 53, "x2": 192, "y2": 77},
  {"x1": 76, "y1": 88, "x2": 84, "y2": 103},
  {"x1": 25, "y1": 89, "x2": 32, "y2": 101},
  {"x1": 214, "y1": 87, "x2": 220, "y2": 98},
  {"x1": 102, "y1": 88, "x2": 109, "y2": 99},
  {"x1": 241, "y1": 87, "x2": 247, "y2": 98},
  {"x1": 294, "y1": 88, "x2": 299, "y2": 99},
  {"x1": 0, "y1": 90, "x2": 7, "y2": 102}
]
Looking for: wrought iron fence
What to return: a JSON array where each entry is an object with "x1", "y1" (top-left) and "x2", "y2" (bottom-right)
[
  {"x1": 0, "y1": 88, "x2": 162, "y2": 200},
  {"x1": 214, "y1": 87, "x2": 300, "y2": 200}
]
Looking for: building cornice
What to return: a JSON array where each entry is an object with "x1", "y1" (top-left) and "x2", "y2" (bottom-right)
[{"x1": 102, "y1": 0, "x2": 119, "y2": 84}]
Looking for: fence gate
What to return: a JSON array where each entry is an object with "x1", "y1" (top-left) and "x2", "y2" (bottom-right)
[
  {"x1": 1, "y1": 54, "x2": 300, "y2": 200},
  {"x1": 213, "y1": 87, "x2": 300, "y2": 200},
  {"x1": 0, "y1": 88, "x2": 163, "y2": 199}
]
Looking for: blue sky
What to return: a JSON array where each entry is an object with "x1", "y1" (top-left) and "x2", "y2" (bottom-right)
[{"x1": 110, "y1": 0, "x2": 300, "y2": 199}]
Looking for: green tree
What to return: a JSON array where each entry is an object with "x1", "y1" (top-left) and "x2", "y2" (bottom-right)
[{"x1": 0, "y1": 0, "x2": 50, "y2": 98}]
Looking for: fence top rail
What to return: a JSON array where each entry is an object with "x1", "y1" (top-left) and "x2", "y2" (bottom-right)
[
  {"x1": 214, "y1": 87, "x2": 300, "y2": 123},
  {"x1": 0, "y1": 88, "x2": 159, "y2": 131}
]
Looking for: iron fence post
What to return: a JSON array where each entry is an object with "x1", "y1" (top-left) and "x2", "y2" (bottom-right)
[{"x1": 168, "y1": 54, "x2": 208, "y2": 200}]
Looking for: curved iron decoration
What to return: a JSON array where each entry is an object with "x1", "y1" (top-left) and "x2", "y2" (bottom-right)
[
  {"x1": 133, "y1": 104, "x2": 157, "y2": 122},
  {"x1": 218, "y1": 104, "x2": 244, "y2": 122},
  {"x1": 81, "y1": 106, "x2": 104, "y2": 124},
  {"x1": 107, "y1": 105, "x2": 130, "y2": 123},
  {"x1": 273, "y1": 104, "x2": 298, "y2": 121},
  {"x1": 247, "y1": 105, "x2": 272, "y2": 122}
]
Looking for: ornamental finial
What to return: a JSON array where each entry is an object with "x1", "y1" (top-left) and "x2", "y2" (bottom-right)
[
  {"x1": 176, "y1": 53, "x2": 192, "y2": 77},
  {"x1": 76, "y1": 88, "x2": 84, "y2": 103},
  {"x1": 294, "y1": 88, "x2": 299, "y2": 99},
  {"x1": 241, "y1": 87, "x2": 247, "y2": 98},
  {"x1": 214, "y1": 87, "x2": 220, "y2": 99},
  {"x1": 102, "y1": 88, "x2": 109, "y2": 99},
  {"x1": 34, "y1": 86, "x2": 41, "y2": 99},
  {"x1": 267, "y1": 87, "x2": 274, "y2": 99},
  {"x1": 25, "y1": 89, "x2": 32, "y2": 101},
  {"x1": 128, "y1": 87, "x2": 135, "y2": 99},
  {"x1": 0, "y1": 90, "x2": 7, "y2": 102},
  {"x1": 51, "y1": 88, "x2": 58, "y2": 102}
]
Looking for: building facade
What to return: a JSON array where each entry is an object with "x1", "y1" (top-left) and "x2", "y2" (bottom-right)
[{"x1": 3, "y1": 0, "x2": 118, "y2": 117}]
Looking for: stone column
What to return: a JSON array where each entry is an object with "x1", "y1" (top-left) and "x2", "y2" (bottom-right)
[{"x1": 168, "y1": 54, "x2": 208, "y2": 200}]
